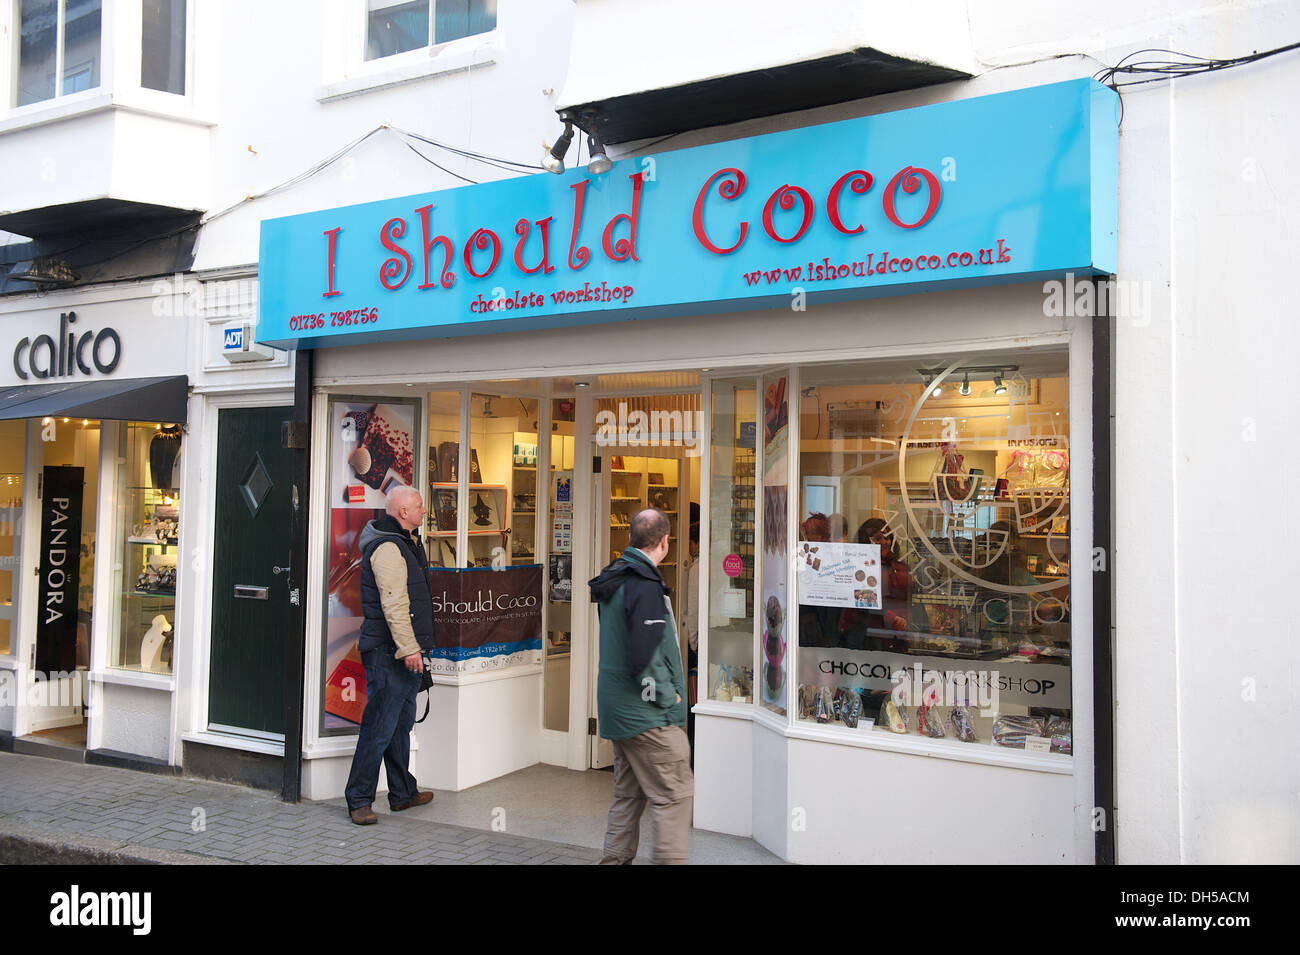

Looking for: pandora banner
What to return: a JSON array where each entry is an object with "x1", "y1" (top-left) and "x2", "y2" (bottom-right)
[{"x1": 426, "y1": 564, "x2": 544, "y2": 674}]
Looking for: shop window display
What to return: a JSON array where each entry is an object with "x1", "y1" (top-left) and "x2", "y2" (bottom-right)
[
  {"x1": 0, "y1": 421, "x2": 25, "y2": 657},
  {"x1": 113, "y1": 422, "x2": 181, "y2": 672},
  {"x1": 706, "y1": 379, "x2": 757, "y2": 704},
  {"x1": 793, "y1": 355, "x2": 1072, "y2": 756},
  {"x1": 465, "y1": 393, "x2": 538, "y2": 569},
  {"x1": 544, "y1": 396, "x2": 575, "y2": 731}
]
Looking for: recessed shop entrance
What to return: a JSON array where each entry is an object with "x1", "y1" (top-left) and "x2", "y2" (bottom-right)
[
  {"x1": 25, "y1": 417, "x2": 99, "y2": 743},
  {"x1": 588, "y1": 437, "x2": 698, "y2": 768}
]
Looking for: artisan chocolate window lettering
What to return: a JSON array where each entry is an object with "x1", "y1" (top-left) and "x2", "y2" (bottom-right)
[{"x1": 11, "y1": 312, "x2": 121, "y2": 380}]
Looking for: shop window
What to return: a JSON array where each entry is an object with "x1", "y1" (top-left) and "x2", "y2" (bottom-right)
[
  {"x1": 364, "y1": 0, "x2": 496, "y2": 61},
  {"x1": 792, "y1": 356, "x2": 1072, "y2": 756},
  {"x1": 466, "y1": 392, "x2": 536, "y2": 569},
  {"x1": 113, "y1": 422, "x2": 180, "y2": 673},
  {"x1": 141, "y1": 0, "x2": 186, "y2": 94},
  {"x1": 426, "y1": 390, "x2": 463, "y2": 567},
  {"x1": 0, "y1": 421, "x2": 25, "y2": 656},
  {"x1": 16, "y1": 0, "x2": 102, "y2": 107},
  {"x1": 705, "y1": 378, "x2": 757, "y2": 705},
  {"x1": 544, "y1": 397, "x2": 575, "y2": 731}
]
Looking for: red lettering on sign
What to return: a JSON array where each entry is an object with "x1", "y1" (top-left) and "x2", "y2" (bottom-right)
[
  {"x1": 323, "y1": 227, "x2": 342, "y2": 297},
  {"x1": 882, "y1": 165, "x2": 942, "y2": 230},
  {"x1": 761, "y1": 184, "x2": 814, "y2": 244},
  {"x1": 514, "y1": 217, "x2": 556, "y2": 276},
  {"x1": 415, "y1": 204, "x2": 455, "y2": 289},
  {"x1": 463, "y1": 228, "x2": 502, "y2": 279},
  {"x1": 568, "y1": 179, "x2": 591, "y2": 271},
  {"x1": 827, "y1": 170, "x2": 873, "y2": 235},
  {"x1": 692, "y1": 168, "x2": 748, "y2": 255},
  {"x1": 601, "y1": 171, "x2": 645, "y2": 262},
  {"x1": 379, "y1": 217, "x2": 412, "y2": 290}
]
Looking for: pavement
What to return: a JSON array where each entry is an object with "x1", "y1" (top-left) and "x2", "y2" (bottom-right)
[{"x1": 0, "y1": 751, "x2": 782, "y2": 865}]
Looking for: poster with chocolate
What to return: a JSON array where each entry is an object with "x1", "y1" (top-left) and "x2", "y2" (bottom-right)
[
  {"x1": 796, "y1": 541, "x2": 883, "y2": 609},
  {"x1": 760, "y1": 374, "x2": 788, "y2": 716},
  {"x1": 323, "y1": 396, "x2": 420, "y2": 733},
  {"x1": 332, "y1": 400, "x2": 418, "y2": 509}
]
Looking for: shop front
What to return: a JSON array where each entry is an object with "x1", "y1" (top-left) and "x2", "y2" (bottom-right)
[
  {"x1": 257, "y1": 78, "x2": 1116, "y2": 863},
  {"x1": 0, "y1": 283, "x2": 190, "y2": 766}
]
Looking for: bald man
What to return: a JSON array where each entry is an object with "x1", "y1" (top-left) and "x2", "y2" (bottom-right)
[{"x1": 344, "y1": 485, "x2": 437, "y2": 824}]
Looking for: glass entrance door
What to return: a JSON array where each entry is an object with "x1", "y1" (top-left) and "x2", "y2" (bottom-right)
[{"x1": 589, "y1": 443, "x2": 695, "y2": 768}]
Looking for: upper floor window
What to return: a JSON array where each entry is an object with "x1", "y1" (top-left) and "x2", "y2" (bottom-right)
[
  {"x1": 141, "y1": 0, "x2": 186, "y2": 95},
  {"x1": 364, "y1": 0, "x2": 496, "y2": 62},
  {"x1": 16, "y1": 0, "x2": 102, "y2": 106}
]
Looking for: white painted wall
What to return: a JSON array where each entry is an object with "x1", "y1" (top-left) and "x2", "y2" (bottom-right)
[
  {"x1": 93, "y1": 682, "x2": 171, "y2": 761},
  {"x1": 2, "y1": 0, "x2": 1295, "y2": 864}
]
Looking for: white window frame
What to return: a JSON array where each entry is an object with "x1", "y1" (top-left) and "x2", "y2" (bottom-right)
[
  {"x1": 315, "y1": 0, "x2": 500, "y2": 104},
  {"x1": 1, "y1": 0, "x2": 211, "y2": 135},
  {"x1": 6, "y1": 0, "x2": 110, "y2": 112}
]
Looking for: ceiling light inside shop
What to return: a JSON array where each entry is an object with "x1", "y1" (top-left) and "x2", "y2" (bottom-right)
[
  {"x1": 576, "y1": 381, "x2": 590, "y2": 388},
  {"x1": 959, "y1": 373, "x2": 971, "y2": 397},
  {"x1": 994, "y1": 373, "x2": 1007, "y2": 395}
]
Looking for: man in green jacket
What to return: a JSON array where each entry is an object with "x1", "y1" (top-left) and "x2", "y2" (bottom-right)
[{"x1": 588, "y1": 508, "x2": 692, "y2": 864}]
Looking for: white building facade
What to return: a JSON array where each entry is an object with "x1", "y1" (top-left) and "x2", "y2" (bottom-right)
[{"x1": 0, "y1": 0, "x2": 1295, "y2": 866}]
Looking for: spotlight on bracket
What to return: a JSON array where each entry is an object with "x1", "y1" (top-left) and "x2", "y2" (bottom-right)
[
  {"x1": 586, "y1": 132, "x2": 612, "y2": 175},
  {"x1": 543, "y1": 121, "x2": 575, "y2": 174}
]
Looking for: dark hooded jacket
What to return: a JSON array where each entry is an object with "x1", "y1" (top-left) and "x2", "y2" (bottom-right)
[{"x1": 588, "y1": 547, "x2": 687, "y2": 740}]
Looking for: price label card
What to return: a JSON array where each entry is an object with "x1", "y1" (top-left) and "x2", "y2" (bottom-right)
[{"x1": 1024, "y1": 735, "x2": 1052, "y2": 753}]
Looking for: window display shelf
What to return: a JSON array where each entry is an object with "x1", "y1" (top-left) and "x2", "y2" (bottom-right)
[
  {"x1": 128, "y1": 589, "x2": 176, "y2": 598},
  {"x1": 127, "y1": 536, "x2": 177, "y2": 546},
  {"x1": 429, "y1": 529, "x2": 506, "y2": 538}
]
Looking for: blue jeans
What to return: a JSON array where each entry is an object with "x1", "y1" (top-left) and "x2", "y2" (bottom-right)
[{"x1": 344, "y1": 647, "x2": 422, "y2": 810}]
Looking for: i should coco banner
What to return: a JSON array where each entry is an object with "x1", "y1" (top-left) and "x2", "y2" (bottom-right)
[
  {"x1": 257, "y1": 79, "x2": 1117, "y2": 350},
  {"x1": 426, "y1": 564, "x2": 543, "y2": 674}
]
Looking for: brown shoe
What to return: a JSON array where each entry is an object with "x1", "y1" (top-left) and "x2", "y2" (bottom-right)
[
  {"x1": 349, "y1": 806, "x2": 378, "y2": 825},
  {"x1": 392, "y1": 791, "x2": 434, "y2": 811}
]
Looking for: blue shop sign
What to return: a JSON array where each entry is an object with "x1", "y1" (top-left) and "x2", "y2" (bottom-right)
[{"x1": 257, "y1": 78, "x2": 1117, "y2": 350}]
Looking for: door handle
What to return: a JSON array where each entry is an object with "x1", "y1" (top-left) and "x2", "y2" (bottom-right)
[
  {"x1": 272, "y1": 565, "x2": 291, "y2": 575},
  {"x1": 234, "y1": 584, "x2": 269, "y2": 600}
]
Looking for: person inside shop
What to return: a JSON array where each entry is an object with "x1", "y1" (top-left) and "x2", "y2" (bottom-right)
[
  {"x1": 798, "y1": 512, "x2": 842, "y2": 647},
  {"x1": 839, "y1": 517, "x2": 913, "y2": 651},
  {"x1": 827, "y1": 513, "x2": 850, "y2": 542},
  {"x1": 344, "y1": 485, "x2": 437, "y2": 825}
]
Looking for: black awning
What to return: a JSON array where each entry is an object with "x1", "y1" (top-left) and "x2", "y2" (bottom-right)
[{"x1": 0, "y1": 376, "x2": 189, "y2": 423}]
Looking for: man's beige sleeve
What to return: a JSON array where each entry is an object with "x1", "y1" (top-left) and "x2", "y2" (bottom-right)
[{"x1": 370, "y1": 541, "x2": 422, "y2": 660}]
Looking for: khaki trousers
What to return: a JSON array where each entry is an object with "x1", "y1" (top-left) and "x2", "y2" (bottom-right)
[{"x1": 599, "y1": 724, "x2": 694, "y2": 865}]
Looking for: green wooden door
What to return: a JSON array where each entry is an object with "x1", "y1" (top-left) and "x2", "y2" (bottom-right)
[{"x1": 208, "y1": 406, "x2": 294, "y2": 736}]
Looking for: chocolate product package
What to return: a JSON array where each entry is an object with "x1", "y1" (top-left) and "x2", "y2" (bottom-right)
[
  {"x1": 839, "y1": 687, "x2": 862, "y2": 728},
  {"x1": 917, "y1": 704, "x2": 946, "y2": 738},
  {"x1": 992, "y1": 714, "x2": 1046, "y2": 747},
  {"x1": 1045, "y1": 715, "x2": 1072, "y2": 754},
  {"x1": 949, "y1": 705, "x2": 979, "y2": 742},
  {"x1": 879, "y1": 699, "x2": 907, "y2": 733},
  {"x1": 815, "y1": 686, "x2": 834, "y2": 723}
]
